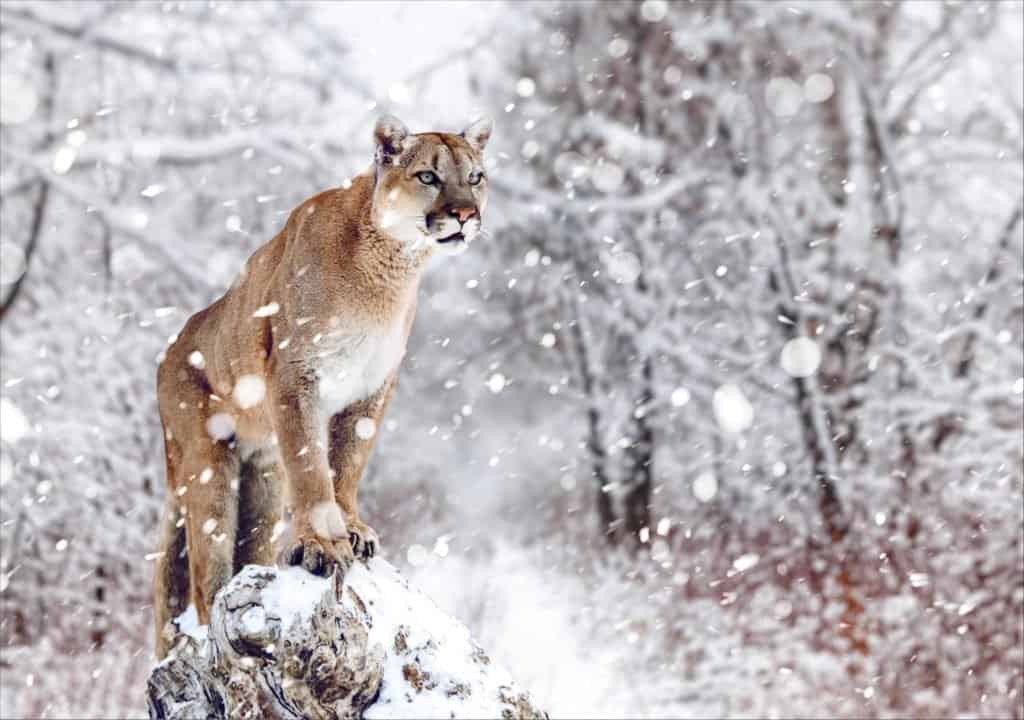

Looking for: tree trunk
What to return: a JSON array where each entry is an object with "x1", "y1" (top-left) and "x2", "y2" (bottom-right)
[
  {"x1": 623, "y1": 357, "x2": 654, "y2": 544},
  {"x1": 567, "y1": 292, "x2": 618, "y2": 543}
]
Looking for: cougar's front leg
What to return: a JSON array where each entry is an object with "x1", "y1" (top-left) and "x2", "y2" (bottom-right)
[
  {"x1": 328, "y1": 374, "x2": 397, "y2": 560},
  {"x1": 268, "y1": 362, "x2": 353, "y2": 576}
]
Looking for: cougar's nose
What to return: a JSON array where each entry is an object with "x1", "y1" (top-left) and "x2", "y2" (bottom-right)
[{"x1": 448, "y1": 206, "x2": 478, "y2": 224}]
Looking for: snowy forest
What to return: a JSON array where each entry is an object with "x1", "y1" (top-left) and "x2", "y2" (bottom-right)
[{"x1": 1, "y1": 1, "x2": 1022, "y2": 717}]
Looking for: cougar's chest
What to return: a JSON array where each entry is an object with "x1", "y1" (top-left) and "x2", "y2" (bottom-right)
[{"x1": 314, "y1": 317, "x2": 407, "y2": 418}]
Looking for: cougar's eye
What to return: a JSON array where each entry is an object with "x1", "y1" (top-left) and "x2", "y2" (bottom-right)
[
  {"x1": 468, "y1": 170, "x2": 485, "y2": 186},
  {"x1": 416, "y1": 171, "x2": 438, "y2": 186}
]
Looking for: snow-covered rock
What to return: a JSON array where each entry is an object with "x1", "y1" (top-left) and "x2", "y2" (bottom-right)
[{"x1": 147, "y1": 560, "x2": 546, "y2": 720}]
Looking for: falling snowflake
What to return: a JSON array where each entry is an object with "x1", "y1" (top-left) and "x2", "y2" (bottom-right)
[
  {"x1": 670, "y1": 387, "x2": 691, "y2": 407},
  {"x1": 355, "y1": 417, "x2": 377, "y2": 440},
  {"x1": 803, "y1": 73, "x2": 835, "y2": 103},
  {"x1": 732, "y1": 553, "x2": 759, "y2": 572},
  {"x1": 253, "y1": 302, "x2": 280, "y2": 317},
  {"x1": 233, "y1": 375, "x2": 266, "y2": 409},
  {"x1": 692, "y1": 472, "x2": 717, "y2": 502},
  {"x1": 713, "y1": 384, "x2": 754, "y2": 433},
  {"x1": 515, "y1": 77, "x2": 536, "y2": 98},
  {"x1": 206, "y1": 413, "x2": 236, "y2": 441},
  {"x1": 780, "y1": 337, "x2": 821, "y2": 378},
  {"x1": 486, "y1": 373, "x2": 506, "y2": 393}
]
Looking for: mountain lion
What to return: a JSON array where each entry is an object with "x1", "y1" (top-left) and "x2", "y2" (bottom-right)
[{"x1": 153, "y1": 115, "x2": 492, "y2": 658}]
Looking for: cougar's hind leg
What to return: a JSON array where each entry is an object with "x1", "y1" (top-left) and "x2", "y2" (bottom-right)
[
  {"x1": 234, "y1": 450, "x2": 284, "y2": 571},
  {"x1": 182, "y1": 441, "x2": 241, "y2": 625},
  {"x1": 153, "y1": 491, "x2": 188, "y2": 659}
]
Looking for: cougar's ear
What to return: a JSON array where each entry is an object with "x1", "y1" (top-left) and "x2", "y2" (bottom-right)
[
  {"x1": 374, "y1": 115, "x2": 409, "y2": 163},
  {"x1": 461, "y1": 116, "x2": 493, "y2": 152}
]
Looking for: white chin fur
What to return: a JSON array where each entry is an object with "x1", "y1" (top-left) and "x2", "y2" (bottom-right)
[{"x1": 435, "y1": 237, "x2": 471, "y2": 256}]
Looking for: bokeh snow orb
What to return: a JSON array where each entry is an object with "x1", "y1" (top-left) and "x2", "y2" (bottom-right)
[
  {"x1": 591, "y1": 161, "x2": 625, "y2": 193},
  {"x1": 608, "y1": 37, "x2": 630, "y2": 59},
  {"x1": 355, "y1": 417, "x2": 377, "y2": 440},
  {"x1": 766, "y1": 77, "x2": 803, "y2": 117},
  {"x1": 232, "y1": 375, "x2": 266, "y2": 409},
  {"x1": 540, "y1": 332, "x2": 556, "y2": 348},
  {"x1": 206, "y1": 412, "x2": 236, "y2": 441},
  {"x1": 188, "y1": 351, "x2": 206, "y2": 369},
  {"x1": 604, "y1": 249, "x2": 641, "y2": 284},
  {"x1": 486, "y1": 372, "x2": 507, "y2": 394},
  {"x1": 521, "y1": 139, "x2": 540, "y2": 160},
  {"x1": 0, "y1": 242, "x2": 27, "y2": 285},
  {"x1": 670, "y1": 387, "x2": 691, "y2": 407},
  {"x1": 640, "y1": 0, "x2": 668, "y2": 23},
  {"x1": 780, "y1": 337, "x2": 821, "y2": 378},
  {"x1": 0, "y1": 398, "x2": 29, "y2": 444},
  {"x1": 515, "y1": 77, "x2": 536, "y2": 98},
  {"x1": 713, "y1": 384, "x2": 754, "y2": 433},
  {"x1": 692, "y1": 471, "x2": 718, "y2": 502},
  {"x1": 803, "y1": 73, "x2": 835, "y2": 103},
  {"x1": 0, "y1": 74, "x2": 38, "y2": 125}
]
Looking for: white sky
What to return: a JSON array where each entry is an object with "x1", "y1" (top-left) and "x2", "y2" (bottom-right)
[{"x1": 316, "y1": 1, "x2": 498, "y2": 132}]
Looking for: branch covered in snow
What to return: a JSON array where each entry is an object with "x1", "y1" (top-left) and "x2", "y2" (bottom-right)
[{"x1": 147, "y1": 561, "x2": 547, "y2": 720}]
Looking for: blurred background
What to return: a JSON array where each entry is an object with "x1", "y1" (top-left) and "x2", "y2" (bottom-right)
[{"x1": 1, "y1": 1, "x2": 1022, "y2": 717}]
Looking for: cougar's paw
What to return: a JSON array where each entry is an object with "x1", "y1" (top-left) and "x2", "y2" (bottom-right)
[
  {"x1": 346, "y1": 518, "x2": 379, "y2": 561},
  {"x1": 281, "y1": 534, "x2": 354, "y2": 577}
]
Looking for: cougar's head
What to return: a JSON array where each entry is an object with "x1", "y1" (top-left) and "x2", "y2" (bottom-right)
[{"x1": 370, "y1": 114, "x2": 492, "y2": 254}]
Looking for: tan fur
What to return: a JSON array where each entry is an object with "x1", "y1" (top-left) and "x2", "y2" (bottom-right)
[{"x1": 153, "y1": 116, "x2": 491, "y2": 658}]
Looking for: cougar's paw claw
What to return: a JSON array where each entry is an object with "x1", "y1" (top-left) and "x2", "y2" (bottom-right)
[
  {"x1": 281, "y1": 535, "x2": 353, "y2": 577},
  {"x1": 347, "y1": 520, "x2": 379, "y2": 561}
]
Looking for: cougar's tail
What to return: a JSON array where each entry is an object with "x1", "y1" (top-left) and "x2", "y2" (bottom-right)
[{"x1": 153, "y1": 494, "x2": 189, "y2": 659}]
